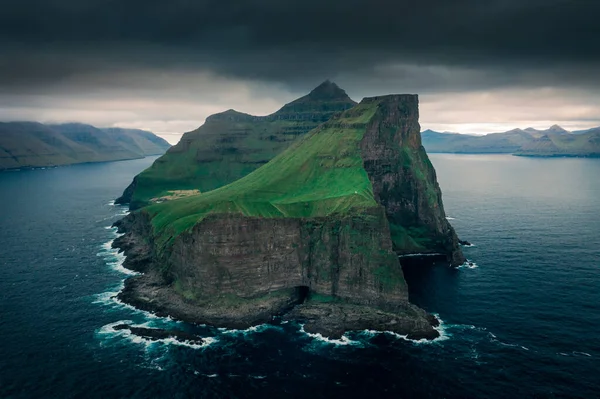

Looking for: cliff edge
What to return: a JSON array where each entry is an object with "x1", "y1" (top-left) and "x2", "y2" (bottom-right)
[{"x1": 113, "y1": 94, "x2": 464, "y2": 339}]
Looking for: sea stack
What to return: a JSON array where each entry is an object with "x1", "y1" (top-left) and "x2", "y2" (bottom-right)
[{"x1": 113, "y1": 93, "x2": 465, "y2": 339}]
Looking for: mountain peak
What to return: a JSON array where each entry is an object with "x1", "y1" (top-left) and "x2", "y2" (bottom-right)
[
  {"x1": 205, "y1": 109, "x2": 255, "y2": 123},
  {"x1": 272, "y1": 81, "x2": 357, "y2": 120},
  {"x1": 548, "y1": 124, "x2": 568, "y2": 133},
  {"x1": 306, "y1": 80, "x2": 349, "y2": 100}
]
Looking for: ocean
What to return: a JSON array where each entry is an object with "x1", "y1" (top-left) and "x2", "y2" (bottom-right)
[{"x1": 0, "y1": 154, "x2": 598, "y2": 398}]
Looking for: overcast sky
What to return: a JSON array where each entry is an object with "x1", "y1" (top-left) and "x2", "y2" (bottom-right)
[{"x1": 1, "y1": 0, "x2": 599, "y2": 143}]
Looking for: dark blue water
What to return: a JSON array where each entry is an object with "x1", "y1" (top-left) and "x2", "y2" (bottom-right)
[{"x1": 1, "y1": 154, "x2": 599, "y2": 398}]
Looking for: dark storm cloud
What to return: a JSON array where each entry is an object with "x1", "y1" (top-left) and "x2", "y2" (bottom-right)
[
  {"x1": 2, "y1": 0, "x2": 600, "y2": 139},
  {"x1": 1, "y1": 0, "x2": 599, "y2": 91}
]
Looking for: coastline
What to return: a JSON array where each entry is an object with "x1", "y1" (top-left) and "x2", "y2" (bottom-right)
[
  {"x1": 111, "y1": 212, "x2": 442, "y2": 340},
  {"x1": 0, "y1": 154, "x2": 166, "y2": 173}
]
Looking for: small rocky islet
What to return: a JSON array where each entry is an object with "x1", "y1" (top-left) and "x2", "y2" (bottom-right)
[{"x1": 112, "y1": 82, "x2": 465, "y2": 340}]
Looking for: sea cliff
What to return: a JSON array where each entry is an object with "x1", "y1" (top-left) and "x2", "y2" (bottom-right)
[{"x1": 113, "y1": 94, "x2": 464, "y2": 339}]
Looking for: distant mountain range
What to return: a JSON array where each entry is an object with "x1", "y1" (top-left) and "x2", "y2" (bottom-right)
[
  {"x1": 0, "y1": 122, "x2": 171, "y2": 170},
  {"x1": 421, "y1": 125, "x2": 600, "y2": 157}
]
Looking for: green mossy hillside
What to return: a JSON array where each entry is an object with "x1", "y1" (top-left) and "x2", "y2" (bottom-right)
[
  {"x1": 129, "y1": 119, "x2": 320, "y2": 208},
  {"x1": 145, "y1": 103, "x2": 383, "y2": 250},
  {"x1": 120, "y1": 81, "x2": 357, "y2": 209}
]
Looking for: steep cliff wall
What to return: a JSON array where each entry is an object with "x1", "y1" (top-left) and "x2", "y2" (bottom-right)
[
  {"x1": 165, "y1": 208, "x2": 406, "y2": 308},
  {"x1": 116, "y1": 209, "x2": 435, "y2": 338},
  {"x1": 359, "y1": 96, "x2": 464, "y2": 264},
  {"x1": 114, "y1": 94, "x2": 463, "y2": 339}
]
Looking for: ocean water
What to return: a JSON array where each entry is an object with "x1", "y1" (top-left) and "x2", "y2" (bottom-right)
[{"x1": 0, "y1": 154, "x2": 599, "y2": 398}]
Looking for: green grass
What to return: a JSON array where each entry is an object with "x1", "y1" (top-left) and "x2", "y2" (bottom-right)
[
  {"x1": 389, "y1": 223, "x2": 431, "y2": 252},
  {"x1": 145, "y1": 104, "x2": 382, "y2": 251},
  {"x1": 126, "y1": 88, "x2": 358, "y2": 208},
  {"x1": 137, "y1": 94, "x2": 454, "y2": 261},
  {"x1": 130, "y1": 119, "x2": 311, "y2": 207}
]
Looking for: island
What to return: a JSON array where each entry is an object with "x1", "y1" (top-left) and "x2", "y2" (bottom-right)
[
  {"x1": 0, "y1": 122, "x2": 171, "y2": 170},
  {"x1": 113, "y1": 92, "x2": 465, "y2": 340}
]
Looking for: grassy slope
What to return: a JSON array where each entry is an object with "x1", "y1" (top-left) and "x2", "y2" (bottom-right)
[
  {"x1": 101, "y1": 128, "x2": 171, "y2": 156},
  {"x1": 130, "y1": 118, "x2": 318, "y2": 206},
  {"x1": 123, "y1": 81, "x2": 358, "y2": 209},
  {"x1": 145, "y1": 102, "x2": 380, "y2": 250},
  {"x1": 0, "y1": 122, "x2": 170, "y2": 170}
]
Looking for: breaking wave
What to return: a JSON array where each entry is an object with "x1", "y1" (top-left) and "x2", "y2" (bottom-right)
[
  {"x1": 96, "y1": 235, "x2": 138, "y2": 277},
  {"x1": 457, "y1": 260, "x2": 479, "y2": 269},
  {"x1": 97, "y1": 320, "x2": 218, "y2": 350},
  {"x1": 298, "y1": 325, "x2": 363, "y2": 346}
]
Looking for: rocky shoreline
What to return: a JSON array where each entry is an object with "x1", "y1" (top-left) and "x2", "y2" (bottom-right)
[
  {"x1": 111, "y1": 214, "x2": 441, "y2": 340},
  {"x1": 112, "y1": 324, "x2": 206, "y2": 345},
  {"x1": 108, "y1": 94, "x2": 467, "y2": 341}
]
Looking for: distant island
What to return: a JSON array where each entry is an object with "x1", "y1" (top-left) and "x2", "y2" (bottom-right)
[
  {"x1": 113, "y1": 82, "x2": 465, "y2": 340},
  {"x1": 421, "y1": 125, "x2": 600, "y2": 157},
  {"x1": 0, "y1": 122, "x2": 171, "y2": 170}
]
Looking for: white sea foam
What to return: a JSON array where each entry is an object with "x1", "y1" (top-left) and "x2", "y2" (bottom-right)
[
  {"x1": 446, "y1": 216, "x2": 456, "y2": 220},
  {"x1": 457, "y1": 260, "x2": 478, "y2": 269},
  {"x1": 98, "y1": 319, "x2": 135, "y2": 334},
  {"x1": 152, "y1": 336, "x2": 217, "y2": 350},
  {"x1": 573, "y1": 351, "x2": 592, "y2": 357},
  {"x1": 298, "y1": 325, "x2": 362, "y2": 346},
  {"x1": 92, "y1": 287, "x2": 122, "y2": 306},
  {"x1": 220, "y1": 323, "x2": 281, "y2": 336},
  {"x1": 489, "y1": 333, "x2": 529, "y2": 351},
  {"x1": 559, "y1": 351, "x2": 592, "y2": 358},
  {"x1": 195, "y1": 373, "x2": 218, "y2": 378},
  {"x1": 93, "y1": 285, "x2": 170, "y2": 322},
  {"x1": 398, "y1": 252, "x2": 445, "y2": 258},
  {"x1": 96, "y1": 238, "x2": 138, "y2": 276},
  {"x1": 108, "y1": 200, "x2": 115, "y2": 206},
  {"x1": 360, "y1": 314, "x2": 451, "y2": 344},
  {"x1": 98, "y1": 320, "x2": 217, "y2": 349}
]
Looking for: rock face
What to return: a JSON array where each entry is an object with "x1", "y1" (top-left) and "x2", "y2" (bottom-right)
[
  {"x1": 360, "y1": 96, "x2": 464, "y2": 264},
  {"x1": 116, "y1": 80, "x2": 357, "y2": 209},
  {"x1": 114, "y1": 94, "x2": 463, "y2": 339}
]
